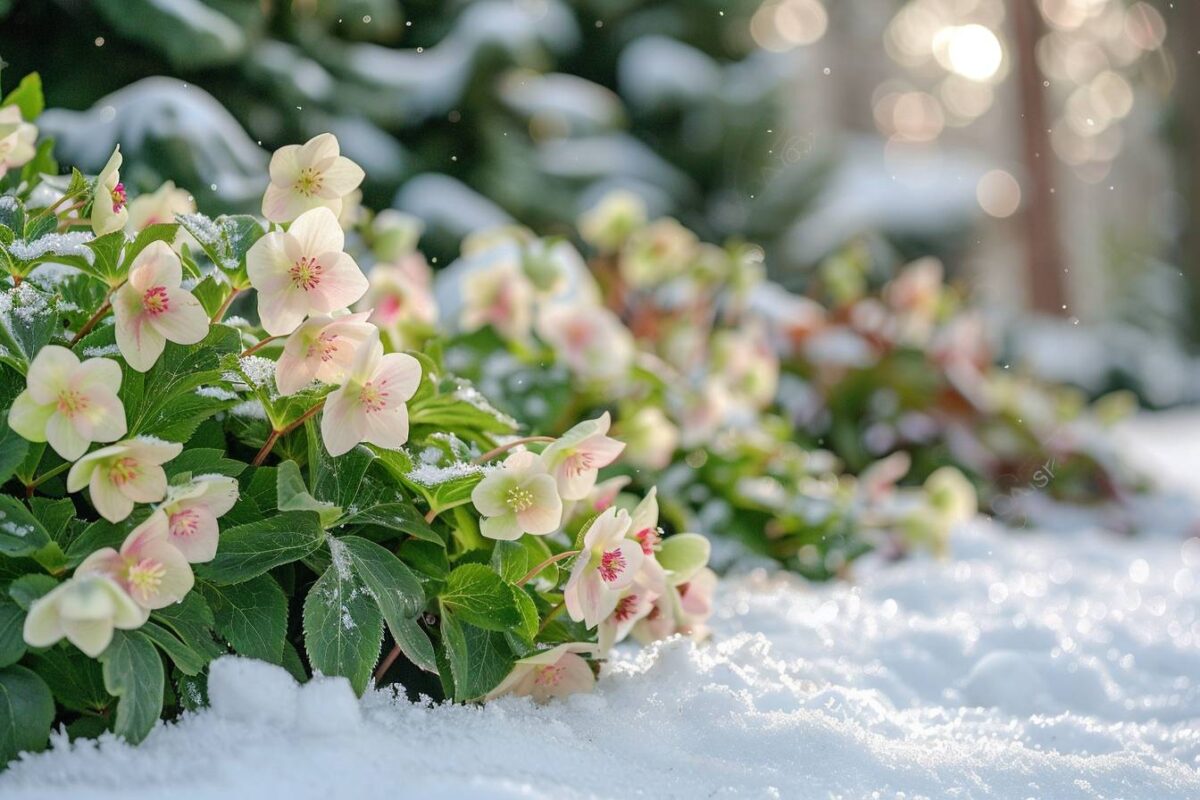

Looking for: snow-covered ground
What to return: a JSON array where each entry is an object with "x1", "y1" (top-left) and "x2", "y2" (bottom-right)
[{"x1": 4, "y1": 417, "x2": 1200, "y2": 799}]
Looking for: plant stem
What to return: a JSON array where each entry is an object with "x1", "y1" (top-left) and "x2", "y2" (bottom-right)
[
  {"x1": 537, "y1": 601, "x2": 565, "y2": 635},
  {"x1": 240, "y1": 335, "x2": 279, "y2": 357},
  {"x1": 29, "y1": 461, "x2": 71, "y2": 491},
  {"x1": 69, "y1": 300, "x2": 111, "y2": 347},
  {"x1": 423, "y1": 507, "x2": 438, "y2": 523},
  {"x1": 518, "y1": 550, "x2": 579, "y2": 586},
  {"x1": 211, "y1": 287, "x2": 242, "y2": 324},
  {"x1": 251, "y1": 400, "x2": 325, "y2": 466},
  {"x1": 473, "y1": 436, "x2": 556, "y2": 464},
  {"x1": 374, "y1": 645, "x2": 403, "y2": 685}
]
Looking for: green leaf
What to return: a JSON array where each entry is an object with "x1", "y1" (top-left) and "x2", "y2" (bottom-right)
[
  {"x1": 277, "y1": 460, "x2": 341, "y2": 528},
  {"x1": 439, "y1": 564, "x2": 522, "y2": 632},
  {"x1": 337, "y1": 536, "x2": 431, "y2": 673},
  {"x1": 195, "y1": 511, "x2": 324, "y2": 585},
  {"x1": 0, "y1": 665, "x2": 54, "y2": 765},
  {"x1": 166, "y1": 448, "x2": 246, "y2": 480},
  {"x1": 84, "y1": 230, "x2": 127, "y2": 284},
  {"x1": 439, "y1": 611, "x2": 513, "y2": 702},
  {"x1": 7, "y1": 574, "x2": 56, "y2": 610},
  {"x1": 341, "y1": 473, "x2": 440, "y2": 543},
  {"x1": 65, "y1": 510, "x2": 150, "y2": 568},
  {"x1": 124, "y1": 223, "x2": 180, "y2": 267},
  {"x1": 29, "y1": 496, "x2": 76, "y2": 547},
  {"x1": 0, "y1": 282, "x2": 59, "y2": 366},
  {"x1": 199, "y1": 575, "x2": 288, "y2": 664},
  {"x1": 0, "y1": 496, "x2": 51, "y2": 556},
  {"x1": 389, "y1": 616, "x2": 437, "y2": 674},
  {"x1": 140, "y1": 621, "x2": 206, "y2": 676},
  {"x1": 312, "y1": 442, "x2": 376, "y2": 510},
  {"x1": 303, "y1": 559, "x2": 384, "y2": 696},
  {"x1": 1, "y1": 72, "x2": 44, "y2": 120},
  {"x1": 25, "y1": 648, "x2": 108, "y2": 713},
  {"x1": 491, "y1": 537, "x2": 558, "y2": 586},
  {"x1": 99, "y1": 630, "x2": 164, "y2": 744},
  {"x1": 149, "y1": 592, "x2": 221, "y2": 661},
  {"x1": 0, "y1": 598, "x2": 25, "y2": 668},
  {"x1": 0, "y1": 414, "x2": 29, "y2": 487}
]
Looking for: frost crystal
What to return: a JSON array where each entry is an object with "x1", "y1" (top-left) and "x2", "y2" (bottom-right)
[
  {"x1": 7, "y1": 231, "x2": 94, "y2": 262},
  {"x1": 82, "y1": 344, "x2": 122, "y2": 358},
  {"x1": 407, "y1": 461, "x2": 490, "y2": 486},
  {"x1": 196, "y1": 385, "x2": 239, "y2": 401}
]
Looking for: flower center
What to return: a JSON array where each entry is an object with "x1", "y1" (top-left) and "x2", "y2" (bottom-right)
[
  {"x1": 635, "y1": 527, "x2": 659, "y2": 556},
  {"x1": 294, "y1": 168, "x2": 324, "y2": 198},
  {"x1": 56, "y1": 389, "x2": 88, "y2": 417},
  {"x1": 598, "y1": 548, "x2": 626, "y2": 583},
  {"x1": 307, "y1": 331, "x2": 339, "y2": 362},
  {"x1": 360, "y1": 381, "x2": 390, "y2": 413},
  {"x1": 108, "y1": 457, "x2": 140, "y2": 487},
  {"x1": 125, "y1": 557, "x2": 165, "y2": 603},
  {"x1": 614, "y1": 594, "x2": 640, "y2": 622},
  {"x1": 142, "y1": 285, "x2": 170, "y2": 316},
  {"x1": 170, "y1": 508, "x2": 200, "y2": 537},
  {"x1": 289, "y1": 256, "x2": 324, "y2": 291},
  {"x1": 111, "y1": 183, "x2": 127, "y2": 213},
  {"x1": 564, "y1": 451, "x2": 596, "y2": 479},
  {"x1": 506, "y1": 486, "x2": 535, "y2": 512},
  {"x1": 533, "y1": 664, "x2": 564, "y2": 687}
]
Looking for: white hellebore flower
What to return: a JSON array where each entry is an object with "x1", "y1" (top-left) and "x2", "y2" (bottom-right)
[
  {"x1": 77, "y1": 518, "x2": 194, "y2": 610},
  {"x1": 262, "y1": 133, "x2": 365, "y2": 224},
  {"x1": 112, "y1": 241, "x2": 209, "y2": 372},
  {"x1": 146, "y1": 474, "x2": 240, "y2": 563},
  {"x1": 23, "y1": 575, "x2": 145, "y2": 658},
  {"x1": 246, "y1": 206, "x2": 369, "y2": 336},
  {"x1": 8, "y1": 345, "x2": 127, "y2": 461},
  {"x1": 484, "y1": 642, "x2": 597, "y2": 703},
  {"x1": 536, "y1": 302, "x2": 634, "y2": 385},
  {"x1": 125, "y1": 180, "x2": 195, "y2": 231},
  {"x1": 563, "y1": 507, "x2": 644, "y2": 628},
  {"x1": 618, "y1": 407, "x2": 679, "y2": 471},
  {"x1": 471, "y1": 450, "x2": 563, "y2": 541},
  {"x1": 91, "y1": 146, "x2": 128, "y2": 235},
  {"x1": 540, "y1": 412, "x2": 625, "y2": 501},
  {"x1": 320, "y1": 331, "x2": 421, "y2": 457},
  {"x1": 459, "y1": 260, "x2": 535, "y2": 341},
  {"x1": 67, "y1": 437, "x2": 184, "y2": 523},
  {"x1": 274, "y1": 310, "x2": 375, "y2": 395},
  {"x1": 0, "y1": 105, "x2": 37, "y2": 179}
]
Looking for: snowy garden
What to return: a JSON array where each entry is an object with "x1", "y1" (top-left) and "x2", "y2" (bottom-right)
[{"x1": 0, "y1": 1, "x2": 1197, "y2": 797}]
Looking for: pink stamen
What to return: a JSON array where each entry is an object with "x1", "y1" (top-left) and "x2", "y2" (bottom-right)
[
  {"x1": 56, "y1": 389, "x2": 89, "y2": 417},
  {"x1": 598, "y1": 548, "x2": 626, "y2": 583},
  {"x1": 170, "y1": 509, "x2": 200, "y2": 537},
  {"x1": 360, "y1": 379, "x2": 391, "y2": 413},
  {"x1": 142, "y1": 285, "x2": 170, "y2": 316},
  {"x1": 289, "y1": 256, "x2": 324, "y2": 290},
  {"x1": 565, "y1": 451, "x2": 596, "y2": 479},
  {"x1": 108, "y1": 457, "x2": 140, "y2": 487},
  {"x1": 635, "y1": 527, "x2": 659, "y2": 555},
  {"x1": 533, "y1": 664, "x2": 564, "y2": 687},
  {"x1": 614, "y1": 594, "x2": 639, "y2": 622},
  {"x1": 111, "y1": 183, "x2": 127, "y2": 213}
]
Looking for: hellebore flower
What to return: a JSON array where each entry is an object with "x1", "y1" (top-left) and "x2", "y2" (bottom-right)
[
  {"x1": 125, "y1": 180, "x2": 195, "y2": 231},
  {"x1": 112, "y1": 241, "x2": 209, "y2": 372},
  {"x1": 563, "y1": 507, "x2": 644, "y2": 628},
  {"x1": 262, "y1": 133, "x2": 365, "y2": 224},
  {"x1": 618, "y1": 407, "x2": 679, "y2": 471},
  {"x1": 149, "y1": 474, "x2": 240, "y2": 563},
  {"x1": 484, "y1": 643, "x2": 597, "y2": 703},
  {"x1": 536, "y1": 302, "x2": 634, "y2": 385},
  {"x1": 77, "y1": 519, "x2": 194, "y2": 610},
  {"x1": 23, "y1": 575, "x2": 145, "y2": 658},
  {"x1": 459, "y1": 260, "x2": 535, "y2": 342},
  {"x1": 540, "y1": 412, "x2": 625, "y2": 501},
  {"x1": 246, "y1": 206, "x2": 369, "y2": 336},
  {"x1": 67, "y1": 437, "x2": 183, "y2": 523},
  {"x1": 578, "y1": 190, "x2": 646, "y2": 252},
  {"x1": 8, "y1": 346, "x2": 126, "y2": 461},
  {"x1": 471, "y1": 450, "x2": 562, "y2": 541},
  {"x1": 0, "y1": 105, "x2": 37, "y2": 179},
  {"x1": 320, "y1": 331, "x2": 421, "y2": 456},
  {"x1": 356, "y1": 258, "x2": 438, "y2": 349},
  {"x1": 274, "y1": 310, "x2": 375, "y2": 395},
  {"x1": 91, "y1": 147, "x2": 128, "y2": 235},
  {"x1": 619, "y1": 217, "x2": 698, "y2": 288}
]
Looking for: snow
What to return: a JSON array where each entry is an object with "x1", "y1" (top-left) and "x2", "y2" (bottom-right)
[{"x1": 4, "y1": 415, "x2": 1200, "y2": 798}]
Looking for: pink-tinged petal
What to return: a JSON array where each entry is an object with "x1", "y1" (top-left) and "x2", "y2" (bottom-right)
[
  {"x1": 258, "y1": 286, "x2": 310, "y2": 336},
  {"x1": 73, "y1": 385, "x2": 127, "y2": 443},
  {"x1": 267, "y1": 144, "x2": 303, "y2": 185},
  {"x1": 309, "y1": 253, "x2": 368, "y2": 312},
  {"x1": 89, "y1": 469, "x2": 134, "y2": 522},
  {"x1": 129, "y1": 241, "x2": 182, "y2": 290},
  {"x1": 373, "y1": 352, "x2": 422, "y2": 404},
  {"x1": 320, "y1": 387, "x2": 367, "y2": 457},
  {"x1": 115, "y1": 309, "x2": 166, "y2": 373},
  {"x1": 184, "y1": 476, "x2": 239, "y2": 517},
  {"x1": 145, "y1": 287, "x2": 207, "y2": 345},
  {"x1": 26, "y1": 346, "x2": 79, "y2": 404},
  {"x1": 131, "y1": 535, "x2": 194, "y2": 608},
  {"x1": 246, "y1": 232, "x2": 293, "y2": 292},
  {"x1": 480, "y1": 513, "x2": 523, "y2": 542},
  {"x1": 76, "y1": 547, "x2": 123, "y2": 580},
  {"x1": 347, "y1": 331, "x2": 383, "y2": 384},
  {"x1": 45, "y1": 411, "x2": 90, "y2": 461},
  {"x1": 75, "y1": 355, "x2": 123, "y2": 394},
  {"x1": 582, "y1": 434, "x2": 625, "y2": 469},
  {"x1": 515, "y1": 475, "x2": 562, "y2": 535},
  {"x1": 288, "y1": 207, "x2": 344, "y2": 258},
  {"x1": 263, "y1": 184, "x2": 326, "y2": 224},
  {"x1": 319, "y1": 156, "x2": 365, "y2": 197},
  {"x1": 274, "y1": 345, "x2": 318, "y2": 396},
  {"x1": 581, "y1": 507, "x2": 630, "y2": 551},
  {"x1": 7, "y1": 392, "x2": 51, "y2": 443},
  {"x1": 555, "y1": 464, "x2": 598, "y2": 503},
  {"x1": 126, "y1": 436, "x2": 182, "y2": 466},
  {"x1": 471, "y1": 473, "x2": 514, "y2": 518},
  {"x1": 167, "y1": 506, "x2": 220, "y2": 563},
  {"x1": 528, "y1": 652, "x2": 594, "y2": 702},
  {"x1": 122, "y1": 463, "x2": 169, "y2": 504},
  {"x1": 360, "y1": 404, "x2": 409, "y2": 450}
]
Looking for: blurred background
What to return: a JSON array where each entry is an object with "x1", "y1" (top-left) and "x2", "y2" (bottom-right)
[{"x1": 0, "y1": 0, "x2": 1196, "y2": 404}]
